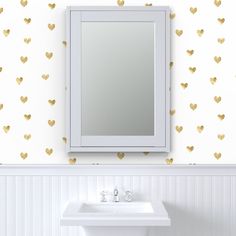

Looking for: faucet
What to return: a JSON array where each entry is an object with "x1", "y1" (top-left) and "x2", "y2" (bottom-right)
[{"x1": 113, "y1": 188, "x2": 119, "y2": 202}]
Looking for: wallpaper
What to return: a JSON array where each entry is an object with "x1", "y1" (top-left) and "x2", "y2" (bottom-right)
[{"x1": 0, "y1": 0, "x2": 235, "y2": 164}]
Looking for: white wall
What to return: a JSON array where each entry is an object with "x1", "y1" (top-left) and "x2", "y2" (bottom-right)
[
  {"x1": 0, "y1": 165, "x2": 236, "y2": 236},
  {"x1": 0, "y1": 0, "x2": 235, "y2": 164}
]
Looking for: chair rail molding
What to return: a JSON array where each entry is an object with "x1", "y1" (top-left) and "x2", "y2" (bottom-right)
[{"x1": 0, "y1": 164, "x2": 236, "y2": 176}]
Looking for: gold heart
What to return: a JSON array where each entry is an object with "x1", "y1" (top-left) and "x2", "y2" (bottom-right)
[
  {"x1": 69, "y1": 158, "x2": 76, "y2": 164},
  {"x1": 20, "y1": 152, "x2": 28, "y2": 160},
  {"x1": 48, "y1": 24, "x2": 55, "y2": 30},
  {"x1": 42, "y1": 74, "x2": 49, "y2": 80},
  {"x1": 48, "y1": 120, "x2": 55, "y2": 127},
  {"x1": 3, "y1": 29, "x2": 10, "y2": 37},
  {"x1": 170, "y1": 109, "x2": 176, "y2": 116},
  {"x1": 16, "y1": 77, "x2": 23, "y2": 84},
  {"x1": 169, "y1": 62, "x2": 174, "y2": 69},
  {"x1": 217, "y1": 114, "x2": 225, "y2": 120},
  {"x1": 3, "y1": 125, "x2": 10, "y2": 133},
  {"x1": 214, "y1": 0, "x2": 221, "y2": 7},
  {"x1": 217, "y1": 38, "x2": 225, "y2": 44},
  {"x1": 189, "y1": 67, "x2": 196, "y2": 73},
  {"x1": 20, "y1": 96, "x2": 28, "y2": 103},
  {"x1": 197, "y1": 125, "x2": 204, "y2": 133},
  {"x1": 166, "y1": 158, "x2": 173, "y2": 165},
  {"x1": 190, "y1": 7, "x2": 197, "y2": 14},
  {"x1": 210, "y1": 77, "x2": 217, "y2": 85},
  {"x1": 187, "y1": 50, "x2": 194, "y2": 56},
  {"x1": 169, "y1": 13, "x2": 176, "y2": 20},
  {"x1": 24, "y1": 134, "x2": 31, "y2": 140},
  {"x1": 197, "y1": 29, "x2": 204, "y2": 37},
  {"x1": 176, "y1": 29, "x2": 183, "y2": 37},
  {"x1": 143, "y1": 152, "x2": 149, "y2": 155},
  {"x1": 180, "y1": 83, "x2": 188, "y2": 89},
  {"x1": 45, "y1": 52, "x2": 53, "y2": 59},
  {"x1": 62, "y1": 41, "x2": 67, "y2": 47},
  {"x1": 24, "y1": 114, "x2": 31, "y2": 120},
  {"x1": 48, "y1": 3, "x2": 56, "y2": 9},
  {"x1": 0, "y1": 104, "x2": 3, "y2": 110},
  {"x1": 217, "y1": 18, "x2": 225, "y2": 24},
  {"x1": 24, "y1": 18, "x2": 31, "y2": 24},
  {"x1": 145, "y1": 3, "x2": 152, "y2": 6},
  {"x1": 217, "y1": 134, "x2": 225, "y2": 140},
  {"x1": 48, "y1": 99, "x2": 56, "y2": 105},
  {"x1": 214, "y1": 56, "x2": 221, "y2": 63},
  {"x1": 24, "y1": 37, "x2": 31, "y2": 44},
  {"x1": 0, "y1": 7, "x2": 3, "y2": 14},
  {"x1": 20, "y1": 56, "x2": 28, "y2": 63},
  {"x1": 214, "y1": 152, "x2": 221, "y2": 160},
  {"x1": 20, "y1": 0, "x2": 28, "y2": 7},
  {"x1": 214, "y1": 96, "x2": 221, "y2": 103},
  {"x1": 117, "y1": 152, "x2": 125, "y2": 159},
  {"x1": 45, "y1": 148, "x2": 53, "y2": 155},
  {"x1": 62, "y1": 137, "x2": 67, "y2": 143},
  {"x1": 175, "y1": 126, "x2": 183, "y2": 133},
  {"x1": 117, "y1": 0, "x2": 125, "y2": 6},
  {"x1": 187, "y1": 146, "x2": 194, "y2": 152},
  {"x1": 190, "y1": 103, "x2": 197, "y2": 110}
]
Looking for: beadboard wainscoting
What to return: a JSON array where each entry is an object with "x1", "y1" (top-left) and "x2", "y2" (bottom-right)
[{"x1": 0, "y1": 165, "x2": 236, "y2": 236}]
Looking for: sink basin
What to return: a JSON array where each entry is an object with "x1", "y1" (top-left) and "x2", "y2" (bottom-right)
[
  {"x1": 79, "y1": 202, "x2": 154, "y2": 214},
  {"x1": 61, "y1": 201, "x2": 170, "y2": 227}
]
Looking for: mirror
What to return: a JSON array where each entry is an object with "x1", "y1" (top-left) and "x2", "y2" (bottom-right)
[
  {"x1": 81, "y1": 22, "x2": 154, "y2": 136},
  {"x1": 66, "y1": 6, "x2": 170, "y2": 152}
]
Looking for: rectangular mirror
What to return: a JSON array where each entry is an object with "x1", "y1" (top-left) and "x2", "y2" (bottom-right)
[{"x1": 66, "y1": 6, "x2": 170, "y2": 153}]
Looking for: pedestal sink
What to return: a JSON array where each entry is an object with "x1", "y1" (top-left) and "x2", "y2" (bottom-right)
[{"x1": 61, "y1": 201, "x2": 170, "y2": 236}]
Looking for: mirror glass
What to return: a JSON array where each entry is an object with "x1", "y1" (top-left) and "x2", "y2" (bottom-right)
[{"x1": 81, "y1": 22, "x2": 154, "y2": 136}]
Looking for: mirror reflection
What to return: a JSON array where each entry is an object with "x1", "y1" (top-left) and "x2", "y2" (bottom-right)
[{"x1": 81, "y1": 22, "x2": 155, "y2": 136}]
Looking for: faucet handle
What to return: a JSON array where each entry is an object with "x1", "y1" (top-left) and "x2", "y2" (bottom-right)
[
  {"x1": 124, "y1": 190, "x2": 133, "y2": 202},
  {"x1": 100, "y1": 191, "x2": 108, "y2": 202}
]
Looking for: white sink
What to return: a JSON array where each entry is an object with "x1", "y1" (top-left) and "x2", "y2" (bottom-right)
[{"x1": 61, "y1": 201, "x2": 170, "y2": 236}]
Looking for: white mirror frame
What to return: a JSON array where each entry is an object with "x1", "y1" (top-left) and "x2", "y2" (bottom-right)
[{"x1": 66, "y1": 6, "x2": 170, "y2": 153}]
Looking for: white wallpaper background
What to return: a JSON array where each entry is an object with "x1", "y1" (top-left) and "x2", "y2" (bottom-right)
[{"x1": 0, "y1": 0, "x2": 235, "y2": 164}]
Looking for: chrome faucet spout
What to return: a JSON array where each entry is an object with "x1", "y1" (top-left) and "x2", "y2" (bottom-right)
[{"x1": 113, "y1": 188, "x2": 119, "y2": 202}]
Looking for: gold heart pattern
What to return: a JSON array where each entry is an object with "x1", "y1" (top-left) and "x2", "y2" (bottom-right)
[
  {"x1": 24, "y1": 38, "x2": 31, "y2": 44},
  {"x1": 190, "y1": 7, "x2": 197, "y2": 14},
  {"x1": 45, "y1": 148, "x2": 53, "y2": 156},
  {"x1": 176, "y1": 29, "x2": 183, "y2": 37},
  {"x1": 48, "y1": 24, "x2": 55, "y2": 30},
  {"x1": 166, "y1": 158, "x2": 173, "y2": 165},
  {"x1": 214, "y1": 152, "x2": 222, "y2": 160},
  {"x1": 190, "y1": 103, "x2": 197, "y2": 111},
  {"x1": 3, "y1": 29, "x2": 10, "y2": 37},
  {"x1": 48, "y1": 120, "x2": 55, "y2": 127},
  {"x1": 48, "y1": 3, "x2": 56, "y2": 9},
  {"x1": 117, "y1": 0, "x2": 124, "y2": 6},
  {"x1": 176, "y1": 126, "x2": 183, "y2": 133},
  {"x1": 69, "y1": 158, "x2": 76, "y2": 164},
  {"x1": 20, "y1": 0, "x2": 28, "y2": 7},
  {"x1": 117, "y1": 152, "x2": 125, "y2": 159},
  {"x1": 20, "y1": 152, "x2": 28, "y2": 160},
  {"x1": 24, "y1": 134, "x2": 31, "y2": 140},
  {"x1": 169, "y1": 13, "x2": 176, "y2": 20},
  {"x1": 197, "y1": 126, "x2": 204, "y2": 133},
  {"x1": 214, "y1": 0, "x2": 221, "y2": 7},
  {"x1": 0, "y1": 0, "x2": 230, "y2": 164},
  {"x1": 197, "y1": 29, "x2": 204, "y2": 37},
  {"x1": 45, "y1": 52, "x2": 53, "y2": 59}
]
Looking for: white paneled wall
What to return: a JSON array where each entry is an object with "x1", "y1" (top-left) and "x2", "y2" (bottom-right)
[{"x1": 0, "y1": 165, "x2": 236, "y2": 236}]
